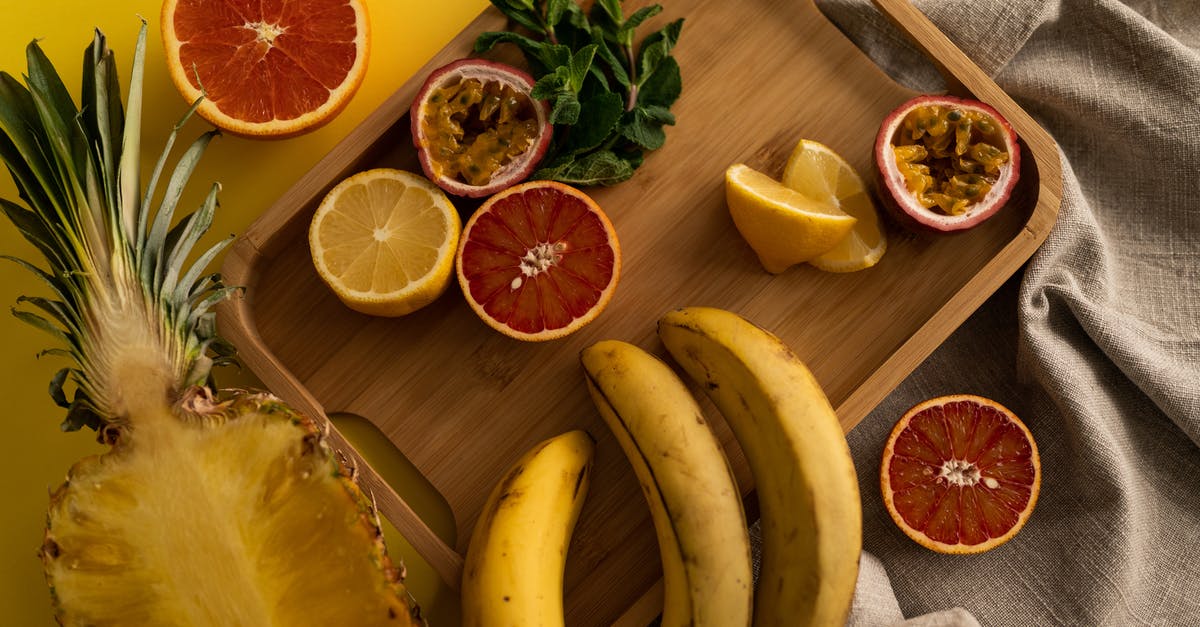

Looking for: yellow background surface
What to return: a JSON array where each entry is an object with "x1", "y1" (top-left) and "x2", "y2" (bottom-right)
[{"x1": 0, "y1": 0, "x2": 487, "y2": 623}]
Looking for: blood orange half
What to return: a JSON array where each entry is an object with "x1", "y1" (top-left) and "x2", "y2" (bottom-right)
[
  {"x1": 162, "y1": 0, "x2": 369, "y2": 138},
  {"x1": 880, "y1": 394, "x2": 1040, "y2": 554},
  {"x1": 456, "y1": 181, "x2": 620, "y2": 341}
]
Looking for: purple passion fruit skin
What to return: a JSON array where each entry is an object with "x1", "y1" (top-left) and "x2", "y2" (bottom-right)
[
  {"x1": 874, "y1": 95, "x2": 1020, "y2": 233},
  {"x1": 411, "y1": 59, "x2": 552, "y2": 198}
]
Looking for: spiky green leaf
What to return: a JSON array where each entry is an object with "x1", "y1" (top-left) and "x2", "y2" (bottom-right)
[
  {"x1": 144, "y1": 129, "x2": 217, "y2": 288},
  {"x1": 117, "y1": 24, "x2": 145, "y2": 241},
  {"x1": 11, "y1": 307, "x2": 71, "y2": 345},
  {"x1": 49, "y1": 367, "x2": 71, "y2": 408}
]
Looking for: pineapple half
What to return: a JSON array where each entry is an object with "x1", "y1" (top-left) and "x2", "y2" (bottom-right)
[{"x1": 1, "y1": 25, "x2": 422, "y2": 626}]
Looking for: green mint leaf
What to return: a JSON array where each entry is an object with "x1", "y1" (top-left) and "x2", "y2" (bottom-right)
[
  {"x1": 561, "y1": 92, "x2": 624, "y2": 155},
  {"x1": 534, "y1": 43, "x2": 573, "y2": 76},
  {"x1": 619, "y1": 5, "x2": 662, "y2": 46},
  {"x1": 619, "y1": 108, "x2": 667, "y2": 150},
  {"x1": 566, "y1": 2, "x2": 590, "y2": 31},
  {"x1": 550, "y1": 91, "x2": 581, "y2": 125},
  {"x1": 590, "y1": 27, "x2": 630, "y2": 88},
  {"x1": 639, "y1": 104, "x2": 675, "y2": 125},
  {"x1": 546, "y1": 0, "x2": 570, "y2": 30},
  {"x1": 530, "y1": 69, "x2": 568, "y2": 100},
  {"x1": 475, "y1": 30, "x2": 545, "y2": 56},
  {"x1": 489, "y1": 0, "x2": 545, "y2": 34},
  {"x1": 496, "y1": 0, "x2": 535, "y2": 11},
  {"x1": 536, "y1": 150, "x2": 635, "y2": 186},
  {"x1": 637, "y1": 18, "x2": 684, "y2": 80},
  {"x1": 587, "y1": 64, "x2": 611, "y2": 93},
  {"x1": 474, "y1": 31, "x2": 558, "y2": 77},
  {"x1": 595, "y1": 0, "x2": 623, "y2": 24},
  {"x1": 554, "y1": 5, "x2": 594, "y2": 50},
  {"x1": 568, "y1": 44, "x2": 598, "y2": 91},
  {"x1": 619, "y1": 147, "x2": 645, "y2": 171},
  {"x1": 637, "y1": 55, "x2": 681, "y2": 107}
]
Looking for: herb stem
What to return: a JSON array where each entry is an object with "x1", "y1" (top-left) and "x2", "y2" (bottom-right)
[
  {"x1": 624, "y1": 44, "x2": 638, "y2": 111},
  {"x1": 539, "y1": 8, "x2": 558, "y2": 44}
]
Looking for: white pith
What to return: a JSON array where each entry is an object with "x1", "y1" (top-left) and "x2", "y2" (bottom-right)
[
  {"x1": 938, "y1": 459, "x2": 983, "y2": 487},
  {"x1": 246, "y1": 21, "x2": 286, "y2": 46},
  {"x1": 518, "y1": 242, "x2": 567, "y2": 280}
]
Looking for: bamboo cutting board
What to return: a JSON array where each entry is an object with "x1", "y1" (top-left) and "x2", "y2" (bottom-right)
[{"x1": 217, "y1": 0, "x2": 1062, "y2": 623}]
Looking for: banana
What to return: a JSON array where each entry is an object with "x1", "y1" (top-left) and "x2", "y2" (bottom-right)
[
  {"x1": 657, "y1": 307, "x2": 862, "y2": 627},
  {"x1": 581, "y1": 340, "x2": 753, "y2": 627},
  {"x1": 461, "y1": 430, "x2": 594, "y2": 627}
]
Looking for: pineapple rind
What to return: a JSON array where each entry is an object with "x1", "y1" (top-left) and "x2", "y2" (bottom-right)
[{"x1": 41, "y1": 392, "x2": 422, "y2": 627}]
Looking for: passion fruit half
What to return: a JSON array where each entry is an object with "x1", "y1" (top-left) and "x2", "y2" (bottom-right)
[
  {"x1": 874, "y1": 95, "x2": 1020, "y2": 232},
  {"x1": 410, "y1": 59, "x2": 552, "y2": 198}
]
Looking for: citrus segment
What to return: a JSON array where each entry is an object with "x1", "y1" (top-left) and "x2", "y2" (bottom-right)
[
  {"x1": 309, "y1": 169, "x2": 461, "y2": 317},
  {"x1": 457, "y1": 181, "x2": 620, "y2": 341},
  {"x1": 725, "y1": 163, "x2": 856, "y2": 274},
  {"x1": 782, "y1": 140, "x2": 887, "y2": 272},
  {"x1": 881, "y1": 394, "x2": 1040, "y2": 554},
  {"x1": 162, "y1": 0, "x2": 369, "y2": 137}
]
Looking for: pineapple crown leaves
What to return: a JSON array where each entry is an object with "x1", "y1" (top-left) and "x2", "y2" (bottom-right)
[{"x1": 0, "y1": 23, "x2": 239, "y2": 431}]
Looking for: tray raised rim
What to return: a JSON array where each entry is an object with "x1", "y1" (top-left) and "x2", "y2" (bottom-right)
[{"x1": 216, "y1": 0, "x2": 1062, "y2": 622}]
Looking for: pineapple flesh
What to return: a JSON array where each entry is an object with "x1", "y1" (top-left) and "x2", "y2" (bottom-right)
[
  {"x1": 0, "y1": 24, "x2": 422, "y2": 626},
  {"x1": 43, "y1": 394, "x2": 414, "y2": 626}
]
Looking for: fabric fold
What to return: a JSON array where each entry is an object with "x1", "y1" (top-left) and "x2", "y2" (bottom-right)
[{"x1": 818, "y1": 0, "x2": 1200, "y2": 624}]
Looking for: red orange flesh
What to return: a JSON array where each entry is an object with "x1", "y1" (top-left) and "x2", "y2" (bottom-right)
[
  {"x1": 456, "y1": 181, "x2": 620, "y2": 341},
  {"x1": 880, "y1": 394, "x2": 1040, "y2": 554},
  {"x1": 162, "y1": 0, "x2": 369, "y2": 138}
]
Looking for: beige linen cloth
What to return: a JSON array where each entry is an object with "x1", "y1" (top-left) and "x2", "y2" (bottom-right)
[{"x1": 799, "y1": 0, "x2": 1200, "y2": 625}]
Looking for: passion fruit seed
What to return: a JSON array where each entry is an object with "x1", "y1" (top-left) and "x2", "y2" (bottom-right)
[
  {"x1": 892, "y1": 105, "x2": 1010, "y2": 216},
  {"x1": 420, "y1": 77, "x2": 539, "y2": 187}
]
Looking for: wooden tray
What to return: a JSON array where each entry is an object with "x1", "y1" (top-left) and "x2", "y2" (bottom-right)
[{"x1": 217, "y1": 0, "x2": 1062, "y2": 624}]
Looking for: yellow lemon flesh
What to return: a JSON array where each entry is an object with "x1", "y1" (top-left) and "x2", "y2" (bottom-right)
[
  {"x1": 725, "y1": 164, "x2": 856, "y2": 274},
  {"x1": 783, "y1": 139, "x2": 887, "y2": 273},
  {"x1": 309, "y1": 168, "x2": 462, "y2": 316}
]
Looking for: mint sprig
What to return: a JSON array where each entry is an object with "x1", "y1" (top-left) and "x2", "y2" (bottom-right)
[{"x1": 475, "y1": 0, "x2": 684, "y2": 187}]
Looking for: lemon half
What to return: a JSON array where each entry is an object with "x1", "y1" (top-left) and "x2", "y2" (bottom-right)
[{"x1": 309, "y1": 169, "x2": 462, "y2": 316}]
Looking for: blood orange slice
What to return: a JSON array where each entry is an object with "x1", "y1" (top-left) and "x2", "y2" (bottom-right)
[
  {"x1": 456, "y1": 181, "x2": 620, "y2": 341},
  {"x1": 162, "y1": 0, "x2": 369, "y2": 138},
  {"x1": 880, "y1": 394, "x2": 1040, "y2": 554}
]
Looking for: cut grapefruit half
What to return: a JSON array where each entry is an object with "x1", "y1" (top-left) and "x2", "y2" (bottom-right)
[
  {"x1": 880, "y1": 394, "x2": 1040, "y2": 554},
  {"x1": 456, "y1": 180, "x2": 620, "y2": 341},
  {"x1": 162, "y1": 0, "x2": 369, "y2": 138}
]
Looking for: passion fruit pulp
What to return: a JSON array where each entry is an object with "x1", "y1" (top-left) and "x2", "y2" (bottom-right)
[
  {"x1": 875, "y1": 95, "x2": 1020, "y2": 232},
  {"x1": 411, "y1": 59, "x2": 552, "y2": 198}
]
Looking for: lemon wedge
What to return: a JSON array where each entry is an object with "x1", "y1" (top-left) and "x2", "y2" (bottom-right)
[
  {"x1": 783, "y1": 139, "x2": 887, "y2": 272},
  {"x1": 309, "y1": 168, "x2": 462, "y2": 316},
  {"x1": 725, "y1": 163, "x2": 856, "y2": 274}
]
